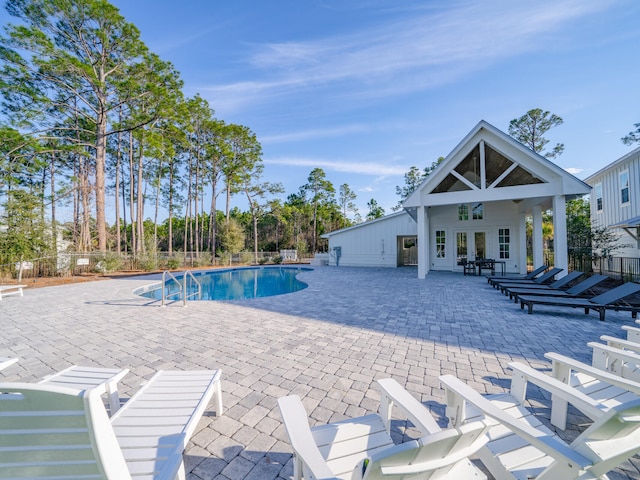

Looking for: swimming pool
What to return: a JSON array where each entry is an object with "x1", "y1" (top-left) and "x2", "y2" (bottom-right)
[{"x1": 139, "y1": 266, "x2": 311, "y2": 301}]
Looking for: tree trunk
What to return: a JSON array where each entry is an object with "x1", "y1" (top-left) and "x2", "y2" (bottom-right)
[
  {"x1": 95, "y1": 110, "x2": 108, "y2": 252},
  {"x1": 115, "y1": 128, "x2": 122, "y2": 254},
  {"x1": 128, "y1": 132, "x2": 136, "y2": 255},
  {"x1": 50, "y1": 153, "x2": 57, "y2": 254},
  {"x1": 120, "y1": 151, "x2": 128, "y2": 254},
  {"x1": 153, "y1": 160, "x2": 161, "y2": 254},
  {"x1": 136, "y1": 134, "x2": 145, "y2": 254},
  {"x1": 168, "y1": 163, "x2": 174, "y2": 256}
]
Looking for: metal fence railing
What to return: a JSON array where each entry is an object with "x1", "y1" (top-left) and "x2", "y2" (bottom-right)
[
  {"x1": 0, "y1": 251, "x2": 312, "y2": 281},
  {"x1": 569, "y1": 254, "x2": 640, "y2": 283}
]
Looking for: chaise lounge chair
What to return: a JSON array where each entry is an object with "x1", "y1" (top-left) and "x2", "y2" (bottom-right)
[
  {"x1": 0, "y1": 369, "x2": 223, "y2": 479},
  {"x1": 441, "y1": 372, "x2": 640, "y2": 480},
  {"x1": 487, "y1": 265, "x2": 547, "y2": 286},
  {"x1": 278, "y1": 378, "x2": 490, "y2": 479},
  {"x1": 503, "y1": 270, "x2": 583, "y2": 293},
  {"x1": 492, "y1": 267, "x2": 563, "y2": 292},
  {"x1": 518, "y1": 281, "x2": 640, "y2": 321},
  {"x1": 504, "y1": 273, "x2": 606, "y2": 302}
]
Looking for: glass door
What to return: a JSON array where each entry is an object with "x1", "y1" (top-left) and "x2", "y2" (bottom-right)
[
  {"x1": 474, "y1": 232, "x2": 486, "y2": 260},
  {"x1": 456, "y1": 232, "x2": 468, "y2": 266}
]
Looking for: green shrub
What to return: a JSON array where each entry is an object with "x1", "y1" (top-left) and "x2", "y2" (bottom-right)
[
  {"x1": 258, "y1": 257, "x2": 269, "y2": 265},
  {"x1": 166, "y1": 258, "x2": 181, "y2": 269},
  {"x1": 240, "y1": 252, "x2": 253, "y2": 264},
  {"x1": 138, "y1": 254, "x2": 158, "y2": 272},
  {"x1": 94, "y1": 252, "x2": 122, "y2": 273},
  {"x1": 219, "y1": 252, "x2": 232, "y2": 266},
  {"x1": 273, "y1": 255, "x2": 283, "y2": 264}
]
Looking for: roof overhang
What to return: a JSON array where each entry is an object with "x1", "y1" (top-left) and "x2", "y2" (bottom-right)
[{"x1": 611, "y1": 216, "x2": 640, "y2": 228}]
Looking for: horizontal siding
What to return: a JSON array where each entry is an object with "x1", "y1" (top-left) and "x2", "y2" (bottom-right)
[{"x1": 327, "y1": 213, "x2": 417, "y2": 267}]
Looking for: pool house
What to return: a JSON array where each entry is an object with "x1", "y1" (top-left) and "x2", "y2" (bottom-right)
[{"x1": 324, "y1": 120, "x2": 591, "y2": 278}]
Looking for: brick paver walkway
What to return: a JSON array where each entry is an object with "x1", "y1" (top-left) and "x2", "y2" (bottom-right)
[{"x1": 1, "y1": 267, "x2": 640, "y2": 479}]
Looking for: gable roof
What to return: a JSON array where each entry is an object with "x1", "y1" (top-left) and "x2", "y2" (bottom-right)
[
  {"x1": 403, "y1": 120, "x2": 590, "y2": 208},
  {"x1": 583, "y1": 145, "x2": 640, "y2": 183},
  {"x1": 321, "y1": 210, "x2": 409, "y2": 238}
]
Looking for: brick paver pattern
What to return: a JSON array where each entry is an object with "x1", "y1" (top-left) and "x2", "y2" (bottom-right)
[{"x1": 2, "y1": 267, "x2": 640, "y2": 479}]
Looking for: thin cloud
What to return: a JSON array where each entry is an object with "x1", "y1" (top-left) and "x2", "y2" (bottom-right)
[
  {"x1": 565, "y1": 167, "x2": 584, "y2": 174},
  {"x1": 261, "y1": 124, "x2": 370, "y2": 143},
  {"x1": 203, "y1": 0, "x2": 610, "y2": 112},
  {"x1": 265, "y1": 157, "x2": 408, "y2": 176}
]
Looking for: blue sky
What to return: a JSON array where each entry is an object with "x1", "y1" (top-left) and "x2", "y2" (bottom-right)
[{"x1": 112, "y1": 0, "x2": 640, "y2": 217}]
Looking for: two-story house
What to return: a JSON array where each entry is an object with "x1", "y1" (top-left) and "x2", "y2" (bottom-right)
[{"x1": 584, "y1": 145, "x2": 640, "y2": 257}]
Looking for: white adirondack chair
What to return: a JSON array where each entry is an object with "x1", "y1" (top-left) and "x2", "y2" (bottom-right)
[
  {"x1": 278, "y1": 378, "x2": 490, "y2": 480},
  {"x1": 0, "y1": 369, "x2": 222, "y2": 479},
  {"x1": 544, "y1": 351, "x2": 640, "y2": 429},
  {"x1": 441, "y1": 373, "x2": 640, "y2": 480}
]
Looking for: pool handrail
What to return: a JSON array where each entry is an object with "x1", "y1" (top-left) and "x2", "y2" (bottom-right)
[
  {"x1": 183, "y1": 270, "x2": 202, "y2": 304},
  {"x1": 161, "y1": 270, "x2": 202, "y2": 307}
]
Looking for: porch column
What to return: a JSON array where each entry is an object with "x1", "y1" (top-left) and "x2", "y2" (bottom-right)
[
  {"x1": 518, "y1": 212, "x2": 527, "y2": 275},
  {"x1": 532, "y1": 205, "x2": 544, "y2": 268},
  {"x1": 553, "y1": 195, "x2": 568, "y2": 277},
  {"x1": 417, "y1": 206, "x2": 430, "y2": 279}
]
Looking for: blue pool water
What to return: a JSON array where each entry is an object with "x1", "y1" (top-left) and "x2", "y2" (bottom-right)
[{"x1": 140, "y1": 267, "x2": 311, "y2": 301}]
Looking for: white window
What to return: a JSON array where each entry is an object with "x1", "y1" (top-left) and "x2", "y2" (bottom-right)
[
  {"x1": 595, "y1": 183, "x2": 603, "y2": 211},
  {"x1": 498, "y1": 228, "x2": 510, "y2": 259},
  {"x1": 457, "y1": 204, "x2": 468, "y2": 221},
  {"x1": 436, "y1": 230, "x2": 446, "y2": 258},
  {"x1": 472, "y1": 202, "x2": 483, "y2": 220},
  {"x1": 620, "y1": 171, "x2": 630, "y2": 205}
]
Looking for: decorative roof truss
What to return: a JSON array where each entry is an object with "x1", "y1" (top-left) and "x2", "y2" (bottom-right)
[{"x1": 430, "y1": 140, "x2": 545, "y2": 194}]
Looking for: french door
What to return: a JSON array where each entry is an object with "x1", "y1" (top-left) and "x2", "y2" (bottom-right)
[{"x1": 456, "y1": 230, "x2": 489, "y2": 269}]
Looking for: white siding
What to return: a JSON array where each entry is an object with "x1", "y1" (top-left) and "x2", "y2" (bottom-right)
[
  {"x1": 427, "y1": 201, "x2": 521, "y2": 272},
  {"x1": 325, "y1": 213, "x2": 417, "y2": 267},
  {"x1": 586, "y1": 147, "x2": 640, "y2": 257}
]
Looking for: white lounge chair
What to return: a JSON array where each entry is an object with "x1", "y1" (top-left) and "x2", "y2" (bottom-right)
[
  {"x1": 0, "y1": 284, "x2": 25, "y2": 300},
  {"x1": 0, "y1": 357, "x2": 18, "y2": 371},
  {"x1": 278, "y1": 378, "x2": 490, "y2": 480},
  {"x1": 39, "y1": 365, "x2": 129, "y2": 415},
  {"x1": 0, "y1": 369, "x2": 222, "y2": 479},
  {"x1": 441, "y1": 373, "x2": 640, "y2": 480}
]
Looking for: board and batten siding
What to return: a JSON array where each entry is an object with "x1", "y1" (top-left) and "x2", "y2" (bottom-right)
[
  {"x1": 586, "y1": 146, "x2": 640, "y2": 257},
  {"x1": 324, "y1": 212, "x2": 417, "y2": 267},
  {"x1": 427, "y1": 200, "x2": 521, "y2": 272}
]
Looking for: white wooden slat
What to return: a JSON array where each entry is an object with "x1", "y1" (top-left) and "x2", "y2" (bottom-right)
[
  {"x1": 311, "y1": 414, "x2": 384, "y2": 446},
  {"x1": 110, "y1": 414, "x2": 192, "y2": 427},
  {"x1": 109, "y1": 370, "x2": 220, "y2": 478},
  {"x1": 116, "y1": 435, "x2": 182, "y2": 448},
  {"x1": 325, "y1": 444, "x2": 392, "y2": 479},
  {"x1": 0, "y1": 357, "x2": 18, "y2": 371},
  {"x1": 319, "y1": 430, "x2": 393, "y2": 460}
]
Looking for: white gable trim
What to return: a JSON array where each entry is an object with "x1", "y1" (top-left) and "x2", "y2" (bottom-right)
[{"x1": 404, "y1": 120, "x2": 590, "y2": 207}]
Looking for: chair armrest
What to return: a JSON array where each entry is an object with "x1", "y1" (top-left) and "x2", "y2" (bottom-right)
[
  {"x1": 439, "y1": 374, "x2": 592, "y2": 471},
  {"x1": 545, "y1": 352, "x2": 640, "y2": 394},
  {"x1": 507, "y1": 362, "x2": 604, "y2": 421},
  {"x1": 623, "y1": 325, "x2": 640, "y2": 343},
  {"x1": 277, "y1": 395, "x2": 337, "y2": 480},
  {"x1": 376, "y1": 378, "x2": 441, "y2": 435},
  {"x1": 600, "y1": 335, "x2": 640, "y2": 353},
  {"x1": 589, "y1": 341, "x2": 640, "y2": 377}
]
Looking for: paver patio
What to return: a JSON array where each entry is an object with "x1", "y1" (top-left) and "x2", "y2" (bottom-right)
[{"x1": 1, "y1": 266, "x2": 640, "y2": 479}]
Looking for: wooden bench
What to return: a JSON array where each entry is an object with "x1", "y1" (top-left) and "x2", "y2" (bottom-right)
[{"x1": 0, "y1": 284, "x2": 26, "y2": 301}]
